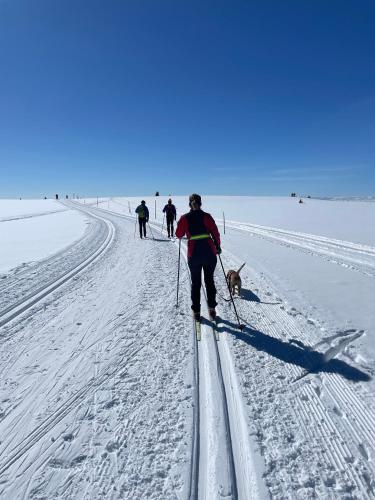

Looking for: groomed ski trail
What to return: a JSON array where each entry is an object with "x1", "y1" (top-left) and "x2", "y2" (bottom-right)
[
  {"x1": 173, "y1": 226, "x2": 267, "y2": 499},
  {"x1": 0, "y1": 204, "x2": 114, "y2": 329},
  {"x1": 216, "y1": 248, "x2": 375, "y2": 498},
  {"x1": 0, "y1": 204, "x2": 194, "y2": 499},
  {"x1": 220, "y1": 219, "x2": 375, "y2": 278},
  {"x1": 83, "y1": 202, "x2": 268, "y2": 499}
]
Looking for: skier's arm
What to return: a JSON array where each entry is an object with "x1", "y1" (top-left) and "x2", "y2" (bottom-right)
[
  {"x1": 175, "y1": 215, "x2": 187, "y2": 238},
  {"x1": 205, "y1": 214, "x2": 221, "y2": 249}
]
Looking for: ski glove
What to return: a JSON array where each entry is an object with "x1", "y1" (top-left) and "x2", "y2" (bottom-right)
[{"x1": 216, "y1": 246, "x2": 222, "y2": 255}]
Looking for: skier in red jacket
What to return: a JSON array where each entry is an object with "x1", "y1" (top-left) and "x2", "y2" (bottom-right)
[{"x1": 175, "y1": 194, "x2": 221, "y2": 321}]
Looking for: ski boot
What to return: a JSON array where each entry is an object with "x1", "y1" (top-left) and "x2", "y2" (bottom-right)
[{"x1": 193, "y1": 311, "x2": 201, "y2": 322}]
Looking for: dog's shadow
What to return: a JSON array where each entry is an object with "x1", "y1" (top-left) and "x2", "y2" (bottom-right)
[
  {"x1": 240, "y1": 287, "x2": 281, "y2": 305},
  {"x1": 215, "y1": 317, "x2": 371, "y2": 383},
  {"x1": 240, "y1": 288, "x2": 261, "y2": 302}
]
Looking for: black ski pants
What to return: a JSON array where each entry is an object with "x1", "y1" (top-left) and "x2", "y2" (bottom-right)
[
  {"x1": 139, "y1": 218, "x2": 147, "y2": 238},
  {"x1": 188, "y1": 256, "x2": 217, "y2": 313},
  {"x1": 166, "y1": 215, "x2": 175, "y2": 237}
]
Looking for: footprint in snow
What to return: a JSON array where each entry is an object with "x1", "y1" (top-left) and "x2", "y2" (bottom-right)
[
  {"x1": 332, "y1": 406, "x2": 343, "y2": 418},
  {"x1": 103, "y1": 399, "x2": 119, "y2": 409},
  {"x1": 71, "y1": 454, "x2": 88, "y2": 466},
  {"x1": 62, "y1": 433, "x2": 74, "y2": 442},
  {"x1": 358, "y1": 443, "x2": 369, "y2": 461},
  {"x1": 106, "y1": 441, "x2": 120, "y2": 453}
]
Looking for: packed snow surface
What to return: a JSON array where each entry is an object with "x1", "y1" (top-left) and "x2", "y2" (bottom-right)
[
  {"x1": 0, "y1": 195, "x2": 374, "y2": 499},
  {"x1": 0, "y1": 199, "x2": 66, "y2": 221},
  {"x1": 0, "y1": 200, "x2": 87, "y2": 273}
]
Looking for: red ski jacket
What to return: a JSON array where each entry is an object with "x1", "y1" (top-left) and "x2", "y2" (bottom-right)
[{"x1": 175, "y1": 209, "x2": 221, "y2": 258}]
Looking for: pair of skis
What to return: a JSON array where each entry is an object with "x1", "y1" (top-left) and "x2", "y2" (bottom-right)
[{"x1": 194, "y1": 316, "x2": 219, "y2": 341}]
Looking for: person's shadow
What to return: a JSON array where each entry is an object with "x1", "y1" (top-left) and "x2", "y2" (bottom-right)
[
  {"x1": 144, "y1": 237, "x2": 170, "y2": 243},
  {"x1": 215, "y1": 317, "x2": 370, "y2": 382}
]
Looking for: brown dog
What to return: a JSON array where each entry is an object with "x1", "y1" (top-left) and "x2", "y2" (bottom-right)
[{"x1": 226, "y1": 263, "x2": 246, "y2": 296}]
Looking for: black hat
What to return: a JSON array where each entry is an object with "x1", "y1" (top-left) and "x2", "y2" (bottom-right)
[
  {"x1": 189, "y1": 193, "x2": 202, "y2": 207},
  {"x1": 141, "y1": 200, "x2": 145, "y2": 204}
]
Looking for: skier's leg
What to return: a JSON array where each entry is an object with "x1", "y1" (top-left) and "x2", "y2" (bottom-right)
[
  {"x1": 143, "y1": 220, "x2": 147, "y2": 237},
  {"x1": 203, "y1": 258, "x2": 217, "y2": 309},
  {"x1": 167, "y1": 218, "x2": 171, "y2": 237},
  {"x1": 171, "y1": 220, "x2": 174, "y2": 237},
  {"x1": 138, "y1": 219, "x2": 142, "y2": 238},
  {"x1": 188, "y1": 261, "x2": 202, "y2": 313}
]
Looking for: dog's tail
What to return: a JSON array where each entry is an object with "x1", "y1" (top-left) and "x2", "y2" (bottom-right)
[{"x1": 237, "y1": 262, "x2": 246, "y2": 274}]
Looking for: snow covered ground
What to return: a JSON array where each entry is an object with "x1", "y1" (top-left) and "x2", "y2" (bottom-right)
[
  {"x1": 0, "y1": 196, "x2": 374, "y2": 498},
  {"x1": 0, "y1": 199, "x2": 87, "y2": 273}
]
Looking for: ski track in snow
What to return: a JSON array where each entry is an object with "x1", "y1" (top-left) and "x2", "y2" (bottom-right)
[
  {"x1": 0, "y1": 208, "x2": 68, "y2": 223},
  {"x1": 1, "y1": 199, "x2": 374, "y2": 499},
  {"x1": 92, "y1": 201, "x2": 375, "y2": 499},
  {"x1": 0, "y1": 212, "x2": 105, "y2": 315},
  {"x1": 221, "y1": 220, "x2": 375, "y2": 278},
  {"x1": 0, "y1": 203, "x2": 194, "y2": 499},
  {"x1": 81, "y1": 204, "x2": 265, "y2": 499},
  {"x1": 216, "y1": 249, "x2": 375, "y2": 499}
]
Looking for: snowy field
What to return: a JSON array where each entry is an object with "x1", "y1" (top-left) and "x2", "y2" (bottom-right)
[
  {"x1": 0, "y1": 195, "x2": 374, "y2": 499},
  {"x1": 0, "y1": 200, "x2": 87, "y2": 273}
]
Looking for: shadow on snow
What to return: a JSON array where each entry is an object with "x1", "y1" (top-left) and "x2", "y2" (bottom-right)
[
  {"x1": 216, "y1": 317, "x2": 371, "y2": 383},
  {"x1": 240, "y1": 287, "x2": 281, "y2": 305}
]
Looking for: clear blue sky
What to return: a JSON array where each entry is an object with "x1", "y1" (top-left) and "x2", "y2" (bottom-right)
[{"x1": 0, "y1": 0, "x2": 374, "y2": 198}]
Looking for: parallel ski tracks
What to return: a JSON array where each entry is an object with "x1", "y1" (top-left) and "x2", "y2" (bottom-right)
[
  {"x1": 0, "y1": 207, "x2": 69, "y2": 223},
  {"x1": 0, "y1": 205, "x2": 115, "y2": 330},
  {"x1": 222, "y1": 220, "x2": 375, "y2": 277},
  {"x1": 222, "y1": 250, "x2": 375, "y2": 498},
  {"x1": 81, "y1": 202, "x2": 262, "y2": 499},
  {"x1": 0, "y1": 319, "x2": 159, "y2": 478},
  {"x1": 177, "y1": 237, "x2": 241, "y2": 499},
  {"x1": 0, "y1": 209, "x2": 177, "y2": 485},
  {"x1": 64, "y1": 203, "x2": 375, "y2": 497}
]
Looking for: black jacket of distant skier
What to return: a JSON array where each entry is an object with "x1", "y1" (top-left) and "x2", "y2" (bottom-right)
[{"x1": 163, "y1": 203, "x2": 176, "y2": 221}]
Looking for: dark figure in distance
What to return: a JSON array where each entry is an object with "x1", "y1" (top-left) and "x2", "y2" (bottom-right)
[
  {"x1": 176, "y1": 194, "x2": 221, "y2": 321},
  {"x1": 135, "y1": 200, "x2": 149, "y2": 239},
  {"x1": 163, "y1": 198, "x2": 177, "y2": 238}
]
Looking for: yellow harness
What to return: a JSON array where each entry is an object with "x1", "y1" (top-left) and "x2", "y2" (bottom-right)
[{"x1": 189, "y1": 233, "x2": 210, "y2": 241}]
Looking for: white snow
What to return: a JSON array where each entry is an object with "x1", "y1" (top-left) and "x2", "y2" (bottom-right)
[
  {"x1": 0, "y1": 200, "x2": 88, "y2": 273},
  {"x1": 0, "y1": 198, "x2": 66, "y2": 221},
  {"x1": 1, "y1": 195, "x2": 375, "y2": 499},
  {"x1": 108, "y1": 195, "x2": 375, "y2": 245}
]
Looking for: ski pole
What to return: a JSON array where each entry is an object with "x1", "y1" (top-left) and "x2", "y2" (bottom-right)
[
  {"x1": 218, "y1": 253, "x2": 244, "y2": 330},
  {"x1": 147, "y1": 221, "x2": 155, "y2": 240},
  {"x1": 134, "y1": 215, "x2": 137, "y2": 239},
  {"x1": 176, "y1": 238, "x2": 181, "y2": 308},
  {"x1": 161, "y1": 214, "x2": 165, "y2": 235}
]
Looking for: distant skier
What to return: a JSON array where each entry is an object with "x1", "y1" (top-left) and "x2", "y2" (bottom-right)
[
  {"x1": 176, "y1": 194, "x2": 221, "y2": 321},
  {"x1": 135, "y1": 200, "x2": 149, "y2": 239},
  {"x1": 163, "y1": 198, "x2": 177, "y2": 238}
]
